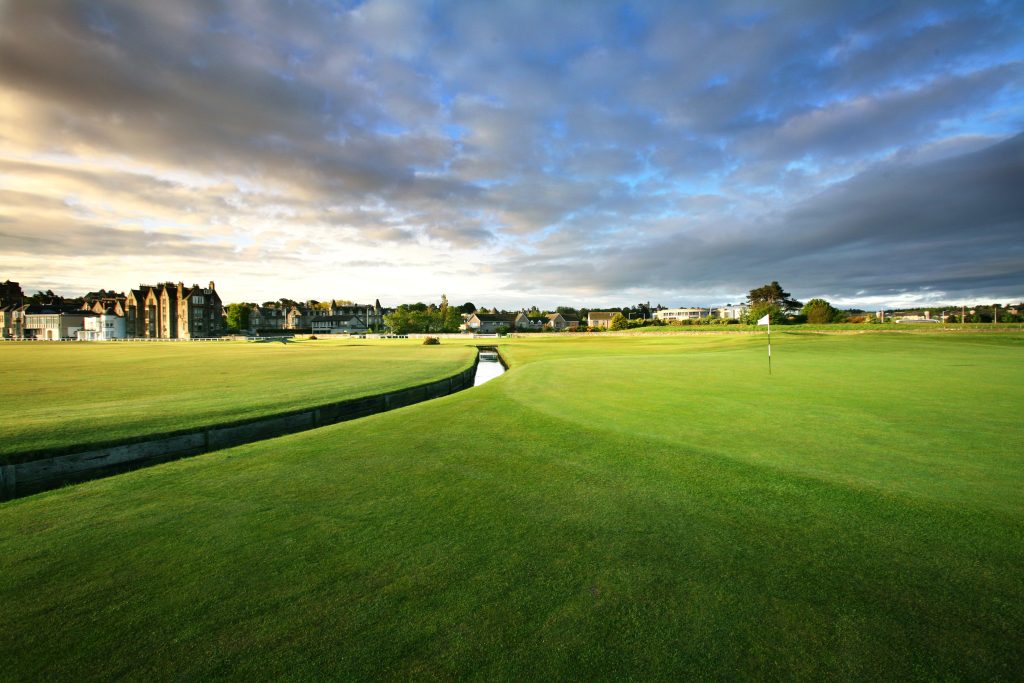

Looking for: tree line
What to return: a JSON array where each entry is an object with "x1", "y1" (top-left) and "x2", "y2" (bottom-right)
[{"x1": 382, "y1": 295, "x2": 466, "y2": 334}]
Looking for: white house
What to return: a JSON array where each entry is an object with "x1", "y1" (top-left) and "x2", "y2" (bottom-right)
[
  {"x1": 77, "y1": 309, "x2": 127, "y2": 340},
  {"x1": 715, "y1": 305, "x2": 748, "y2": 320},
  {"x1": 23, "y1": 307, "x2": 89, "y2": 340},
  {"x1": 655, "y1": 308, "x2": 709, "y2": 322}
]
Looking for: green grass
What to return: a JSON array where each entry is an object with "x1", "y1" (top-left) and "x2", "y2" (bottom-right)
[
  {"x1": 579, "y1": 321, "x2": 1024, "y2": 333},
  {"x1": 0, "y1": 338, "x2": 475, "y2": 463},
  {"x1": 1, "y1": 332, "x2": 1022, "y2": 680}
]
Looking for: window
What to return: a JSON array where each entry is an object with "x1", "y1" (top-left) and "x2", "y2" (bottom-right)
[{"x1": 192, "y1": 295, "x2": 205, "y2": 304}]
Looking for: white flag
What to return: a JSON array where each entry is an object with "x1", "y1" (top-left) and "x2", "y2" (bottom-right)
[{"x1": 757, "y1": 314, "x2": 770, "y2": 325}]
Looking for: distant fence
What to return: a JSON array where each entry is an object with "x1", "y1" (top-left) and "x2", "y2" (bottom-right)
[
  {"x1": 1, "y1": 337, "x2": 233, "y2": 342},
  {"x1": 1, "y1": 354, "x2": 481, "y2": 501}
]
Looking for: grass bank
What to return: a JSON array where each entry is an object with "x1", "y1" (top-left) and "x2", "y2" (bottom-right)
[
  {"x1": 0, "y1": 338, "x2": 475, "y2": 463},
  {"x1": 1, "y1": 332, "x2": 1022, "y2": 679}
]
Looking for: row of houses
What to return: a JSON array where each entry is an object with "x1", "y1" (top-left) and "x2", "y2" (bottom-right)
[
  {"x1": 0, "y1": 302, "x2": 131, "y2": 341},
  {"x1": 0, "y1": 279, "x2": 394, "y2": 340},
  {"x1": 0, "y1": 281, "x2": 225, "y2": 340},
  {"x1": 251, "y1": 300, "x2": 389, "y2": 335},
  {"x1": 2, "y1": 275, "x2": 760, "y2": 340},
  {"x1": 463, "y1": 305, "x2": 751, "y2": 333},
  {"x1": 464, "y1": 311, "x2": 582, "y2": 333}
]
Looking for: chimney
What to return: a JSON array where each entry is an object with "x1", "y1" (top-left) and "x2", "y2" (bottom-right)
[{"x1": 208, "y1": 281, "x2": 215, "y2": 291}]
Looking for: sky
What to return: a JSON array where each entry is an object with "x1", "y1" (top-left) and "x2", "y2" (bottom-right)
[{"x1": 1, "y1": 0, "x2": 1022, "y2": 310}]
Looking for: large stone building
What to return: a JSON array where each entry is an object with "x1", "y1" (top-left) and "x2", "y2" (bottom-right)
[{"x1": 124, "y1": 281, "x2": 224, "y2": 339}]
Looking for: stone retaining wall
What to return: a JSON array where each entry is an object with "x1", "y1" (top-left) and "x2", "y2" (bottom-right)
[{"x1": 1, "y1": 355, "x2": 480, "y2": 501}]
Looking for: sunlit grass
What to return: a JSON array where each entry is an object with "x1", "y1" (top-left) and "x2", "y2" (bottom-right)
[{"x1": 1, "y1": 332, "x2": 1022, "y2": 679}]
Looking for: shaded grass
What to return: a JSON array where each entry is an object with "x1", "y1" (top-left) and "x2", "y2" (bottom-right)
[
  {"x1": 0, "y1": 339, "x2": 475, "y2": 462},
  {"x1": 1, "y1": 332, "x2": 1022, "y2": 680}
]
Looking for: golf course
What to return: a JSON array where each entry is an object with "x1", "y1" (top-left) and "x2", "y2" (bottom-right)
[{"x1": 1, "y1": 330, "x2": 1022, "y2": 680}]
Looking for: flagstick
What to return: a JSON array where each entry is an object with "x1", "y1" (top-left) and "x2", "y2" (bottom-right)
[{"x1": 767, "y1": 319, "x2": 772, "y2": 376}]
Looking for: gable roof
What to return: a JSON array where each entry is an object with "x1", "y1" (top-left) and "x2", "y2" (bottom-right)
[
  {"x1": 473, "y1": 313, "x2": 516, "y2": 322},
  {"x1": 588, "y1": 311, "x2": 618, "y2": 321},
  {"x1": 156, "y1": 283, "x2": 181, "y2": 300}
]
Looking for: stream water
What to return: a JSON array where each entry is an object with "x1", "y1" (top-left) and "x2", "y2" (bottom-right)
[{"x1": 473, "y1": 350, "x2": 506, "y2": 386}]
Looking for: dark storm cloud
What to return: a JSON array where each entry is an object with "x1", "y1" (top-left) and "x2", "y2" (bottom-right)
[
  {"x1": 505, "y1": 134, "x2": 1024, "y2": 303},
  {"x1": 0, "y1": 0, "x2": 1021, "y2": 304}
]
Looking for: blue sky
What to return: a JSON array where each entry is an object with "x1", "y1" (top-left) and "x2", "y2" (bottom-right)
[{"x1": 1, "y1": 0, "x2": 1021, "y2": 308}]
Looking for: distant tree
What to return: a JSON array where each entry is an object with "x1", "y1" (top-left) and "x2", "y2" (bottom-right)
[
  {"x1": 461, "y1": 302, "x2": 476, "y2": 314},
  {"x1": 744, "y1": 303, "x2": 783, "y2": 325},
  {"x1": 225, "y1": 303, "x2": 251, "y2": 331},
  {"x1": 610, "y1": 313, "x2": 629, "y2": 331},
  {"x1": 801, "y1": 298, "x2": 842, "y2": 324},
  {"x1": 385, "y1": 298, "x2": 463, "y2": 334},
  {"x1": 28, "y1": 289, "x2": 59, "y2": 304},
  {"x1": 384, "y1": 306, "x2": 413, "y2": 334},
  {"x1": 441, "y1": 305, "x2": 463, "y2": 332},
  {"x1": 747, "y1": 281, "x2": 802, "y2": 313}
]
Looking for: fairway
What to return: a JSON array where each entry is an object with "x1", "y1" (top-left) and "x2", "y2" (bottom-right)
[
  {"x1": 1, "y1": 332, "x2": 1022, "y2": 679},
  {"x1": 0, "y1": 339, "x2": 475, "y2": 462}
]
